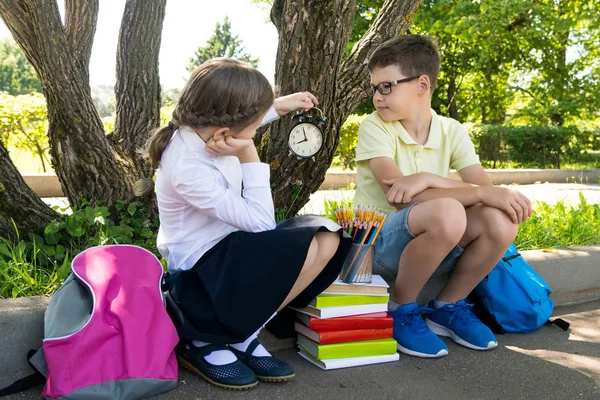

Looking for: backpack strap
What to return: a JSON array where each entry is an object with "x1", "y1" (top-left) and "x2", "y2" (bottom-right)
[
  {"x1": 0, "y1": 349, "x2": 45, "y2": 397},
  {"x1": 545, "y1": 318, "x2": 570, "y2": 331}
]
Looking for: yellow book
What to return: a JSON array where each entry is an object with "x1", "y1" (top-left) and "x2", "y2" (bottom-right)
[
  {"x1": 297, "y1": 335, "x2": 397, "y2": 360},
  {"x1": 309, "y1": 293, "x2": 389, "y2": 308}
]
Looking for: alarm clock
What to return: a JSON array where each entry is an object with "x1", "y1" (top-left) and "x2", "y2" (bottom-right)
[{"x1": 288, "y1": 107, "x2": 326, "y2": 160}]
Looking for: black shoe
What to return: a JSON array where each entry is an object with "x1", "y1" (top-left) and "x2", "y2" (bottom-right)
[
  {"x1": 177, "y1": 343, "x2": 258, "y2": 390},
  {"x1": 229, "y1": 339, "x2": 295, "y2": 382}
]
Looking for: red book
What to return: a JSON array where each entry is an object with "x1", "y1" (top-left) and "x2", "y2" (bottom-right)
[
  {"x1": 296, "y1": 312, "x2": 392, "y2": 332},
  {"x1": 295, "y1": 322, "x2": 393, "y2": 344}
]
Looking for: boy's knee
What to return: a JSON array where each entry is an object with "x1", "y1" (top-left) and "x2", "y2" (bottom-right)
[
  {"x1": 481, "y1": 206, "x2": 518, "y2": 244},
  {"x1": 428, "y1": 198, "x2": 466, "y2": 242}
]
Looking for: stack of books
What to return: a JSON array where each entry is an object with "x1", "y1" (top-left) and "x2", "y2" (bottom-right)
[{"x1": 292, "y1": 275, "x2": 399, "y2": 370}]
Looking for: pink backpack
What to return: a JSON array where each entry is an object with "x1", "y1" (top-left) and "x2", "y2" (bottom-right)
[{"x1": 1, "y1": 245, "x2": 179, "y2": 399}]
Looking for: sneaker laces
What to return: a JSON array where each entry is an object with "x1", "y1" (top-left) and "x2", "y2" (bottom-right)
[
  {"x1": 444, "y1": 301, "x2": 479, "y2": 326},
  {"x1": 396, "y1": 306, "x2": 435, "y2": 333}
]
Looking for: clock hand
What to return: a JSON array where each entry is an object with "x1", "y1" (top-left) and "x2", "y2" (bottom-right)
[
  {"x1": 295, "y1": 139, "x2": 308, "y2": 144},
  {"x1": 302, "y1": 127, "x2": 307, "y2": 140}
]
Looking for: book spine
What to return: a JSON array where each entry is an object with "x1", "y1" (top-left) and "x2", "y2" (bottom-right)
[
  {"x1": 314, "y1": 296, "x2": 389, "y2": 308},
  {"x1": 310, "y1": 319, "x2": 393, "y2": 332},
  {"x1": 317, "y1": 339, "x2": 397, "y2": 359},
  {"x1": 318, "y1": 328, "x2": 393, "y2": 344}
]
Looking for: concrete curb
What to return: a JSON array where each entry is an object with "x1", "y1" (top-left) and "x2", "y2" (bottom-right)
[
  {"x1": 21, "y1": 169, "x2": 600, "y2": 196},
  {"x1": 1, "y1": 245, "x2": 599, "y2": 388}
]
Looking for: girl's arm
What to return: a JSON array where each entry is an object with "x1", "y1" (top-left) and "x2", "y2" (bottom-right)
[{"x1": 173, "y1": 155, "x2": 276, "y2": 233}]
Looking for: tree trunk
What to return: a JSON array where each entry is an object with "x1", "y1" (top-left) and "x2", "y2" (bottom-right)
[
  {"x1": 111, "y1": 0, "x2": 166, "y2": 177},
  {"x1": 261, "y1": 0, "x2": 421, "y2": 216},
  {"x1": 447, "y1": 76, "x2": 459, "y2": 121},
  {"x1": 0, "y1": 142, "x2": 58, "y2": 240},
  {"x1": 0, "y1": 0, "x2": 166, "y2": 238}
]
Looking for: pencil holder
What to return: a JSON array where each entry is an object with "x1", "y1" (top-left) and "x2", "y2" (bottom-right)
[{"x1": 339, "y1": 244, "x2": 373, "y2": 284}]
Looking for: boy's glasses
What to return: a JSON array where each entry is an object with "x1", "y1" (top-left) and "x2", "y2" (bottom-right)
[{"x1": 371, "y1": 75, "x2": 421, "y2": 95}]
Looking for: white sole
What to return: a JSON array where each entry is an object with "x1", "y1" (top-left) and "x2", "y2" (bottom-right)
[
  {"x1": 426, "y1": 319, "x2": 498, "y2": 351},
  {"x1": 397, "y1": 343, "x2": 448, "y2": 358}
]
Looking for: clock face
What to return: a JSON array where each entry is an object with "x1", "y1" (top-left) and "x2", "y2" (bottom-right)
[{"x1": 288, "y1": 123, "x2": 323, "y2": 158}]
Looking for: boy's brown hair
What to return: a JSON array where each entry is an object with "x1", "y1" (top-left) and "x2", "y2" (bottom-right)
[
  {"x1": 368, "y1": 34, "x2": 440, "y2": 91},
  {"x1": 147, "y1": 58, "x2": 274, "y2": 168}
]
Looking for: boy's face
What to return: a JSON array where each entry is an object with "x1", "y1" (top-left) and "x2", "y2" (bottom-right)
[{"x1": 370, "y1": 65, "x2": 421, "y2": 122}]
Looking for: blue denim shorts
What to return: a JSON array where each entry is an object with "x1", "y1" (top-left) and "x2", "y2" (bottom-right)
[{"x1": 373, "y1": 203, "x2": 464, "y2": 284}]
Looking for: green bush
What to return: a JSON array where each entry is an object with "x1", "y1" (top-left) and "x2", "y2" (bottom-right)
[
  {"x1": 0, "y1": 200, "x2": 159, "y2": 298},
  {"x1": 334, "y1": 114, "x2": 368, "y2": 170},
  {"x1": 469, "y1": 124, "x2": 595, "y2": 169}
]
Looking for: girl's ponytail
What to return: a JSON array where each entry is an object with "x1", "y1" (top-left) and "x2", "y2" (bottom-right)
[{"x1": 147, "y1": 122, "x2": 177, "y2": 169}]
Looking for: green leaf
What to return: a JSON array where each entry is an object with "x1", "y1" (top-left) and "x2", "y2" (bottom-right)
[{"x1": 127, "y1": 203, "x2": 138, "y2": 216}]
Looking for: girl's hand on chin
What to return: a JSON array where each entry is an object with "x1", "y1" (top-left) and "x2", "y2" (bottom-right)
[{"x1": 205, "y1": 136, "x2": 255, "y2": 157}]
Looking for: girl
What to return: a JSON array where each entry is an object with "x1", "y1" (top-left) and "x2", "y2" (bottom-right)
[{"x1": 147, "y1": 58, "x2": 351, "y2": 390}]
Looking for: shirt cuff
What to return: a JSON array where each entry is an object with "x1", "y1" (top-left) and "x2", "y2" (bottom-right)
[
  {"x1": 259, "y1": 106, "x2": 279, "y2": 127},
  {"x1": 241, "y1": 163, "x2": 271, "y2": 188},
  {"x1": 453, "y1": 156, "x2": 481, "y2": 171}
]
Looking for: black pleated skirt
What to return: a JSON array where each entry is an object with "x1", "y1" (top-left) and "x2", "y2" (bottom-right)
[{"x1": 168, "y1": 214, "x2": 352, "y2": 344}]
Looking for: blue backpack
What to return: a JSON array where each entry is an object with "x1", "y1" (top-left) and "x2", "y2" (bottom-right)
[{"x1": 472, "y1": 243, "x2": 569, "y2": 333}]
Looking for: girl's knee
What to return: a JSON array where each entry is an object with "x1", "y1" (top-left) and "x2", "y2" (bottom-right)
[{"x1": 314, "y1": 232, "x2": 340, "y2": 259}]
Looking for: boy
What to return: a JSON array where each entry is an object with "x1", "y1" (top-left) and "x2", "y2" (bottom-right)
[{"x1": 354, "y1": 35, "x2": 532, "y2": 358}]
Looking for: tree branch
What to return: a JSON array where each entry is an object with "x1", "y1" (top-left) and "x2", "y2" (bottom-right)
[
  {"x1": 510, "y1": 85, "x2": 548, "y2": 108},
  {"x1": 0, "y1": 0, "x2": 134, "y2": 207},
  {"x1": 337, "y1": 0, "x2": 422, "y2": 115},
  {"x1": 270, "y1": 0, "x2": 284, "y2": 32},
  {"x1": 0, "y1": 0, "x2": 56, "y2": 72},
  {"x1": 112, "y1": 0, "x2": 167, "y2": 178},
  {"x1": 0, "y1": 141, "x2": 58, "y2": 240},
  {"x1": 64, "y1": 0, "x2": 99, "y2": 72}
]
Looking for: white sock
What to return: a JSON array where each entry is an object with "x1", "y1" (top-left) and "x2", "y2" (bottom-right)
[
  {"x1": 190, "y1": 341, "x2": 237, "y2": 366},
  {"x1": 229, "y1": 312, "x2": 277, "y2": 357},
  {"x1": 434, "y1": 300, "x2": 453, "y2": 309},
  {"x1": 388, "y1": 300, "x2": 402, "y2": 312}
]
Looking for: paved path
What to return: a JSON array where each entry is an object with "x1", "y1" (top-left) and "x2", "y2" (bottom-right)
[
  {"x1": 300, "y1": 183, "x2": 600, "y2": 215},
  {"x1": 3, "y1": 301, "x2": 599, "y2": 400}
]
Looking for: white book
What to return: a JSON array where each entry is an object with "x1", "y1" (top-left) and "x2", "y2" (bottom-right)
[
  {"x1": 291, "y1": 302, "x2": 388, "y2": 319},
  {"x1": 323, "y1": 275, "x2": 389, "y2": 296},
  {"x1": 298, "y1": 349, "x2": 399, "y2": 370}
]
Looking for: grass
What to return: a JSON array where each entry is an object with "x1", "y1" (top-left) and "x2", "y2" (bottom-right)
[
  {"x1": 514, "y1": 192, "x2": 600, "y2": 250},
  {"x1": 0, "y1": 224, "x2": 71, "y2": 298}
]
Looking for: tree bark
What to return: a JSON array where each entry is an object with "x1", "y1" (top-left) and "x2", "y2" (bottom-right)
[
  {"x1": 0, "y1": 0, "x2": 166, "y2": 238},
  {"x1": 0, "y1": 142, "x2": 58, "y2": 240},
  {"x1": 261, "y1": 0, "x2": 421, "y2": 216},
  {"x1": 111, "y1": 0, "x2": 166, "y2": 177},
  {"x1": 447, "y1": 76, "x2": 459, "y2": 121}
]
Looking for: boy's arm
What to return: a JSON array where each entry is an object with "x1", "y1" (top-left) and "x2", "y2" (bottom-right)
[
  {"x1": 370, "y1": 158, "x2": 529, "y2": 222},
  {"x1": 458, "y1": 164, "x2": 493, "y2": 187},
  {"x1": 369, "y1": 157, "x2": 480, "y2": 209}
]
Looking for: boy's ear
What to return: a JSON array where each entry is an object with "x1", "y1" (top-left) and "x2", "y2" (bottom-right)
[
  {"x1": 213, "y1": 127, "x2": 230, "y2": 140},
  {"x1": 418, "y1": 75, "x2": 431, "y2": 95}
]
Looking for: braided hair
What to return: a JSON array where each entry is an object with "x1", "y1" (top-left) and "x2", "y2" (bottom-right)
[{"x1": 147, "y1": 58, "x2": 274, "y2": 168}]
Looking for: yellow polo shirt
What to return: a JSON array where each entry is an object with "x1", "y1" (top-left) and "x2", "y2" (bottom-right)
[{"x1": 354, "y1": 110, "x2": 480, "y2": 213}]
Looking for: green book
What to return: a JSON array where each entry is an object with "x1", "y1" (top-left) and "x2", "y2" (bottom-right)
[
  {"x1": 297, "y1": 335, "x2": 397, "y2": 360},
  {"x1": 309, "y1": 293, "x2": 390, "y2": 308}
]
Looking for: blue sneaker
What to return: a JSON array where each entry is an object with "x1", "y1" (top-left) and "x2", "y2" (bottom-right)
[
  {"x1": 389, "y1": 302, "x2": 448, "y2": 358},
  {"x1": 426, "y1": 300, "x2": 498, "y2": 351}
]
